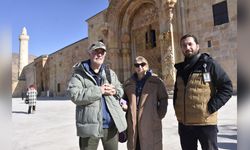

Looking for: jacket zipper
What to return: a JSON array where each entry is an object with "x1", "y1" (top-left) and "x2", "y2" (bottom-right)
[
  {"x1": 79, "y1": 65, "x2": 103, "y2": 137},
  {"x1": 184, "y1": 86, "x2": 186, "y2": 124}
]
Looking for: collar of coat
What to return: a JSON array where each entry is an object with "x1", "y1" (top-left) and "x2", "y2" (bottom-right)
[
  {"x1": 82, "y1": 59, "x2": 105, "y2": 77},
  {"x1": 132, "y1": 70, "x2": 152, "y2": 82}
]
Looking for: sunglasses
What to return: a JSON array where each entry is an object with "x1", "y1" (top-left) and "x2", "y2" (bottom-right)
[
  {"x1": 91, "y1": 49, "x2": 105, "y2": 55},
  {"x1": 134, "y1": 62, "x2": 146, "y2": 68}
]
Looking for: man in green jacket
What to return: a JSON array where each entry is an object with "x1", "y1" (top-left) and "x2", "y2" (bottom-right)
[{"x1": 67, "y1": 41, "x2": 127, "y2": 150}]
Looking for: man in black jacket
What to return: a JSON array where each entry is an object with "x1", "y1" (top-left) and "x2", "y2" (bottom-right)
[{"x1": 173, "y1": 34, "x2": 233, "y2": 150}]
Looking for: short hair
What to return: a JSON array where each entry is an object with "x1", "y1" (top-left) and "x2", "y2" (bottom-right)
[
  {"x1": 134, "y1": 56, "x2": 149, "y2": 70},
  {"x1": 180, "y1": 34, "x2": 199, "y2": 45},
  {"x1": 29, "y1": 84, "x2": 36, "y2": 89}
]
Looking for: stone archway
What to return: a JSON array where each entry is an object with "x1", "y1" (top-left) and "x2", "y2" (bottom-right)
[
  {"x1": 115, "y1": 0, "x2": 161, "y2": 81},
  {"x1": 130, "y1": 3, "x2": 162, "y2": 77},
  {"x1": 106, "y1": 0, "x2": 177, "y2": 88}
]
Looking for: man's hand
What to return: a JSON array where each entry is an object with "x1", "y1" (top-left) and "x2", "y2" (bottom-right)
[
  {"x1": 119, "y1": 99, "x2": 128, "y2": 111},
  {"x1": 100, "y1": 83, "x2": 116, "y2": 96}
]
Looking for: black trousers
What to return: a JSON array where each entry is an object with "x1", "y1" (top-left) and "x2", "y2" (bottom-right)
[
  {"x1": 178, "y1": 123, "x2": 218, "y2": 150},
  {"x1": 28, "y1": 106, "x2": 36, "y2": 114}
]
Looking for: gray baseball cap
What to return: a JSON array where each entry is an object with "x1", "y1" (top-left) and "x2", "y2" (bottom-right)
[{"x1": 89, "y1": 41, "x2": 106, "y2": 52}]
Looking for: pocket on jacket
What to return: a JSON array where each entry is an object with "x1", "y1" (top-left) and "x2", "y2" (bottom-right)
[{"x1": 76, "y1": 106, "x2": 99, "y2": 124}]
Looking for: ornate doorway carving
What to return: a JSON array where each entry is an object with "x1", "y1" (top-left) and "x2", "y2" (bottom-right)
[{"x1": 130, "y1": 3, "x2": 162, "y2": 77}]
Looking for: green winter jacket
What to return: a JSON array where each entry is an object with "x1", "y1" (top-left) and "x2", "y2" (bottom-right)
[{"x1": 67, "y1": 60, "x2": 127, "y2": 138}]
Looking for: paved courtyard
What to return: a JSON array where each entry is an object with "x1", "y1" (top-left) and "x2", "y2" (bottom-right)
[{"x1": 12, "y1": 96, "x2": 237, "y2": 150}]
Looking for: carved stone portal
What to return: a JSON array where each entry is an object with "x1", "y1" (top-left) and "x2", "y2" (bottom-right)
[{"x1": 159, "y1": 31, "x2": 176, "y2": 93}]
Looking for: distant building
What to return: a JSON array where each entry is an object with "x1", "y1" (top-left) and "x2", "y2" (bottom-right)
[{"x1": 12, "y1": 0, "x2": 237, "y2": 97}]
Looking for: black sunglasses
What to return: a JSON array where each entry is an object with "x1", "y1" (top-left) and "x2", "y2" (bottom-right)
[{"x1": 134, "y1": 62, "x2": 146, "y2": 68}]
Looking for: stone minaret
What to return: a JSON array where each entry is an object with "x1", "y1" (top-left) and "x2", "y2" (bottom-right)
[{"x1": 18, "y1": 27, "x2": 29, "y2": 78}]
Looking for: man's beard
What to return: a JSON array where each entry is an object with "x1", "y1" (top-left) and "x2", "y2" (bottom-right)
[{"x1": 185, "y1": 51, "x2": 198, "y2": 58}]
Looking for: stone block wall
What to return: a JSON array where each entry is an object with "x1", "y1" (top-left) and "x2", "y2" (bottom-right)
[
  {"x1": 87, "y1": 10, "x2": 107, "y2": 45},
  {"x1": 183, "y1": 0, "x2": 237, "y2": 92},
  {"x1": 46, "y1": 39, "x2": 89, "y2": 96}
]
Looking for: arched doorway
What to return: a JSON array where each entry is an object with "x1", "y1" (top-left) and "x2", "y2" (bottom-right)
[{"x1": 130, "y1": 3, "x2": 162, "y2": 77}]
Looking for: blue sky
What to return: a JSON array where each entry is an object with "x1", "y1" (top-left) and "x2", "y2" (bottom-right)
[{"x1": 10, "y1": 0, "x2": 108, "y2": 57}]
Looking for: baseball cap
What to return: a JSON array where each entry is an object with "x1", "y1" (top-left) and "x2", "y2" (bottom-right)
[{"x1": 89, "y1": 41, "x2": 106, "y2": 52}]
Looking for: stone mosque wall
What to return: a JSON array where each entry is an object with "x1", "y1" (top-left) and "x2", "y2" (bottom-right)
[
  {"x1": 87, "y1": 10, "x2": 108, "y2": 45},
  {"x1": 131, "y1": 3, "x2": 162, "y2": 77},
  {"x1": 181, "y1": 0, "x2": 237, "y2": 90},
  {"x1": 44, "y1": 38, "x2": 89, "y2": 96},
  {"x1": 12, "y1": 0, "x2": 237, "y2": 97}
]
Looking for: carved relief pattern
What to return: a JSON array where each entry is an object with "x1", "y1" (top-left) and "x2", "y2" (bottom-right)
[
  {"x1": 132, "y1": 26, "x2": 162, "y2": 76},
  {"x1": 131, "y1": 4, "x2": 159, "y2": 30},
  {"x1": 130, "y1": 3, "x2": 162, "y2": 76},
  {"x1": 121, "y1": 49, "x2": 131, "y2": 81},
  {"x1": 160, "y1": 31, "x2": 176, "y2": 91}
]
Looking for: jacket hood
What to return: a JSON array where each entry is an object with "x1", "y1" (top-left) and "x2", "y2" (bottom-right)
[{"x1": 72, "y1": 60, "x2": 90, "y2": 72}]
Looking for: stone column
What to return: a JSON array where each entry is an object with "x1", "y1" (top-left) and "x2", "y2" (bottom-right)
[
  {"x1": 18, "y1": 27, "x2": 29, "y2": 78},
  {"x1": 107, "y1": 48, "x2": 121, "y2": 76},
  {"x1": 159, "y1": 32, "x2": 176, "y2": 93},
  {"x1": 121, "y1": 33, "x2": 131, "y2": 82},
  {"x1": 159, "y1": 0, "x2": 177, "y2": 94},
  {"x1": 121, "y1": 48, "x2": 131, "y2": 81}
]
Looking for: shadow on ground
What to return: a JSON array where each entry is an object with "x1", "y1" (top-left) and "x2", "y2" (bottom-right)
[
  {"x1": 218, "y1": 124, "x2": 237, "y2": 150},
  {"x1": 218, "y1": 142, "x2": 237, "y2": 150},
  {"x1": 12, "y1": 111, "x2": 28, "y2": 114}
]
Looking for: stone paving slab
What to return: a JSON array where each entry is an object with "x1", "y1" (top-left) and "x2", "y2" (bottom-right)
[{"x1": 12, "y1": 96, "x2": 237, "y2": 150}]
